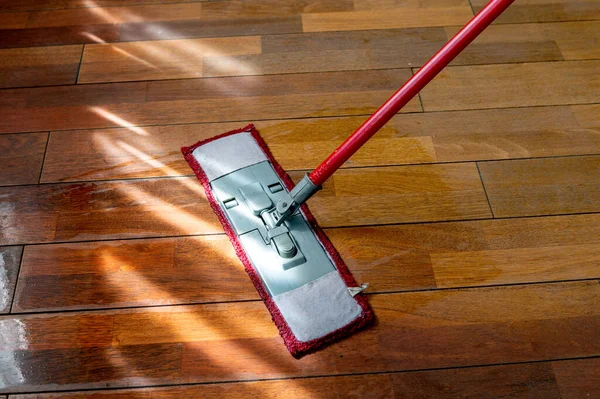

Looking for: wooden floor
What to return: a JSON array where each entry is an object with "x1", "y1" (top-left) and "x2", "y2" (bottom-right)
[{"x1": 0, "y1": 0, "x2": 599, "y2": 397}]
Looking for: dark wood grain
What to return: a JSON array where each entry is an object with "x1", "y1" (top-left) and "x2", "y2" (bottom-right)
[
  {"x1": 1, "y1": 282, "x2": 598, "y2": 393},
  {"x1": 0, "y1": 24, "x2": 120, "y2": 49},
  {"x1": 0, "y1": 45, "x2": 82, "y2": 88},
  {"x1": 0, "y1": 177, "x2": 221, "y2": 246},
  {"x1": 13, "y1": 213, "x2": 599, "y2": 312},
  {"x1": 0, "y1": 133, "x2": 48, "y2": 186},
  {"x1": 10, "y1": 361, "x2": 573, "y2": 398},
  {"x1": 0, "y1": 246, "x2": 22, "y2": 314},
  {"x1": 419, "y1": 60, "x2": 600, "y2": 111},
  {"x1": 0, "y1": 0, "x2": 207, "y2": 12},
  {"x1": 0, "y1": 69, "x2": 419, "y2": 134},
  {"x1": 390, "y1": 362, "x2": 561, "y2": 398},
  {"x1": 40, "y1": 104, "x2": 600, "y2": 182},
  {"x1": 472, "y1": 0, "x2": 600, "y2": 23},
  {"x1": 478, "y1": 155, "x2": 600, "y2": 217},
  {"x1": 1, "y1": 162, "x2": 488, "y2": 246},
  {"x1": 553, "y1": 358, "x2": 600, "y2": 399}
]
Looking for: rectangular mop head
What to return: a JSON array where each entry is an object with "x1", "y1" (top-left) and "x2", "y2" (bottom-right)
[{"x1": 182, "y1": 124, "x2": 374, "y2": 358}]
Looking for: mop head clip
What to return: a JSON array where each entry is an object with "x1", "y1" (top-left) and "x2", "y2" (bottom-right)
[{"x1": 182, "y1": 124, "x2": 374, "y2": 358}]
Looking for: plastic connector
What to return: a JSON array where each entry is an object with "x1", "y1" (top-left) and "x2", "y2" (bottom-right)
[{"x1": 274, "y1": 174, "x2": 321, "y2": 226}]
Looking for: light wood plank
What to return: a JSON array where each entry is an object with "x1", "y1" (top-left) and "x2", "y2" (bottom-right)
[
  {"x1": 553, "y1": 358, "x2": 600, "y2": 399},
  {"x1": 0, "y1": 69, "x2": 419, "y2": 134},
  {"x1": 79, "y1": 37, "x2": 262, "y2": 84},
  {"x1": 419, "y1": 60, "x2": 600, "y2": 111},
  {"x1": 0, "y1": 133, "x2": 48, "y2": 186},
  {"x1": 478, "y1": 155, "x2": 600, "y2": 217},
  {"x1": 1, "y1": 163, "x2": 487, "y2": 246},
  {"x1": 0, "y1": 0, "x2": 207, "y2": 13},
  {"x1": 297, "y1": 163, "x2": 491, "y2": 227},
  {"x1": 41, "y1": 104, "x2": 600, "y2": 183},
  {"x1": 302, "y1": 3, "x2": 473, "y2": 32},
  {"x1": 472, "y1": 0, "x2": 600, "y2": 23},
  {"x1": 0, "y1": 246, "x2": 22, "y2": 314},
  {"x1": 1, "y1": 282, "x2": 598, "y2": 393}
]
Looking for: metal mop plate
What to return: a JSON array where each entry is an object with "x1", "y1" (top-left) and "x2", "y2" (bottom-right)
[{"x1": 211, "y1": 161, "x2": 335, "y2": 296}]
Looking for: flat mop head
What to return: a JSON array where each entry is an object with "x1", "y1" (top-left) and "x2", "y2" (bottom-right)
[{"x1": 182, "y1": 124, "x2": 373, "y2": 358}]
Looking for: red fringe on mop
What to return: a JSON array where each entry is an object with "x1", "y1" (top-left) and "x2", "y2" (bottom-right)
[{"x1": 182, "y1": 124, "x2": 374, "y2": 358}]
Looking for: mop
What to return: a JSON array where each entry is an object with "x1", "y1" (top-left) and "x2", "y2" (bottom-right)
[{"x1": 182, "y1": 0, "x2": 515, "y2": 358}]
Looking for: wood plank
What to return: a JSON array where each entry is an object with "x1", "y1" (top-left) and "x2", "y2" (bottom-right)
[
  {"x1": 203, "y1": 22, "x2": 575, "y2": 79},
  {"x1": 302, "y1": 2, "x2": 473, "y2": 32},
  {"x1": 553, "y1": 358, "x2": 600, "y2": 399},
  {"x1": 0, "y1": 69, "x2": 419, "y2": 134},
  {"x1": 14, "y1": 213, "x2": 599, "y2": 312},
  {"x1": 0, "y1": 0, "x2": 207, "y2": 13},
  {"x1": 10, "y1": 362, "x2": 567, "y2": 398},
  {"x1": 0, "y1": 0, "x2": 357, "y2": 48},
  {"x1": 419, "y1": 60, "x2": 600, "y2": 111},
  {"x1": 298, "y1": 163, "x2": 491, "y2": 227},
  {"x1": 1, "y1": 162, "x2": 487, "y2": 246},
  {"x1": 79, "y1": 36, "x2": 262, "y2": 84},
  {"x1": 0, "y1": 24, "x2": 120, "y2": 49},
  {"x1": 0, "y1": 177, "x2": 221, "y2": 246},
  {"x1": 390, "y1": 362, "x2": 561, "y2": 398},
  {"x1": 472, "y1": 0, "x2": 600, "y2": 24},
  {"x1": 40, "y1": 104, "x2": 600, "y2": 183},
  {"x1": 119, "y1": 15, "x2": 303, "y2": 43},
  {"x1": 478, "y1": 155, "x2": 600, "y2": 217},
  {"x1": 0, "y1": 133, "x2": 48, "y2": 186},
  {"x1": 0, "y1": 45, "x2": 82, "y2": 88},
  {"x1": 1, "y1": 281, "x2": 599, "y2": 393},
  {"x1": 0, "y1": 246, "x2": 22, "y2": 314},
  {"x1": 446, "y1": 21, "x2": 600, "y2": 63},
  {"x1": 14, "y1": 236, "x2": 258, "y2": 312}
]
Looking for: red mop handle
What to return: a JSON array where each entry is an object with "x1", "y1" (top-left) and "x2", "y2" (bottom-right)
[{"x1": 308, "y1": 0, "x2": 515, "y2": 186}]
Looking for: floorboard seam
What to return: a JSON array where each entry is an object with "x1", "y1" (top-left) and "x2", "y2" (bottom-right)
[
  {"x1": 36, "y1": 132, "x2": 51, "y2": 184},
  {"x1": 74, "y1": 44, "x2": 86, "y2": 84},
  {"x1": 8, "y1": 247, "x2": 25, "y2": 314},
  {"x1": 476, "y1": 162, "x2": 495, "y2": 218}
]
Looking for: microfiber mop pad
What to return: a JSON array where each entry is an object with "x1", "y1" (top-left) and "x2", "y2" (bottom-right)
[{"x1": 182, "y1": 124, "x2": 374, "y2": 358}]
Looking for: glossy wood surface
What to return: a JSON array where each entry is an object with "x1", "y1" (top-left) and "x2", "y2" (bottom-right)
[
  {"x1": 0, "y1": 132, "x2": 48, "y2": 185},
  {"x1": 0, "y1": 69, "x2": 419, "y2": 134},
  {"x1": 0, "y1": 0, "x2": 598, "y2": 396},
  {"x1": 40, "y1": 104, "x2": 600, "y2": 182},
  {"x1": 478, "y1": 155, "x2": 600, "y2": 217},
  {"x1": 420, "y1": 60, "x2": 600, "y2": 111},
  {"x1": 0, "y1": 45, "x2": 82, "y2": 88},
  {"x1": 0, "y1": 246, "x2": 22, "y2": 314},
  {"x1": 1, "y1": 281, "x2": 599, "y2": 393},
  {"x1": 13, "y1": 213, "x2": 600, "y2": 312}
]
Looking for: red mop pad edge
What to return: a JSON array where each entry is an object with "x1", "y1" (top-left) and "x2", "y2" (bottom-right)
[{"x1": 181, "y1": 124, "x2": 374, "y2": 358}]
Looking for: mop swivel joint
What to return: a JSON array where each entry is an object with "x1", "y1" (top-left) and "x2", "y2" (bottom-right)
[{"x1": 274, "y1": 174, "x2": 321, "y2": 226}]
